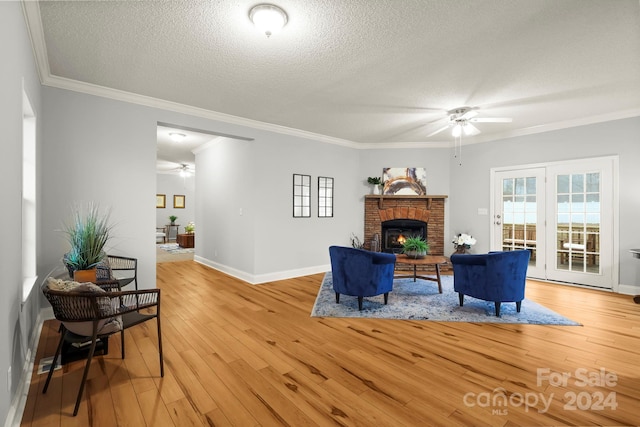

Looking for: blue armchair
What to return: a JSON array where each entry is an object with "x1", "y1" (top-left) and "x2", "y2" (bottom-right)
[
  {"x1": 329, "y1": 246, "x2": 397, "y2": 311},
  {"x1": 450, "y1": 250, "x2": 530, "y2": 316}
]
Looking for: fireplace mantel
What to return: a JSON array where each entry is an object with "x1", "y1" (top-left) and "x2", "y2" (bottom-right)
[{"x1": 365, "y1": 194, "x2": 448, "y2": 210}]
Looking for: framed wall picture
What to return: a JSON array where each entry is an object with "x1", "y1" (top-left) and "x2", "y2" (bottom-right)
[
  {"x1": 156, "y1": 194, "x2": 166, "y2": 208},
  {"x1": 173, "y1": 194, "x2": 185, "y2": 209}
]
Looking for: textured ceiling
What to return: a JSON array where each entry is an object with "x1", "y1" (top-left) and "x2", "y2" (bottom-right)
[{"x1": 27, "y1": 0, "x2": 640, "y2": 163}]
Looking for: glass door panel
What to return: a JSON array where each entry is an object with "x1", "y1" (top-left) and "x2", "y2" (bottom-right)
[
  {"x1": 546, "y1": 158, "x2": 613, "y2": 289},
  {"x1": 494, "y1": 168, "x2": 545, "y2": 279},
  {"x1": 555, "y1": 173, "x2": 600, "y2": 274}
]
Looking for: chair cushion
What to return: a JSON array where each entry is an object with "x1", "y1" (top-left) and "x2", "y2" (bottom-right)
[{"x1": 45, "y1": 278, "x2": 122, "y2": 336}]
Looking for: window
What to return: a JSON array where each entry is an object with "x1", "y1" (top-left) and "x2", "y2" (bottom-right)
[{"x1": 22, "y1": 88, "x2": 37, "y2": 302}]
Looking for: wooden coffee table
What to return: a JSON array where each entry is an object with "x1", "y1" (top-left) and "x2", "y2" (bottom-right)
[{"x1": 394, "y1": 254, "x2": 448, "y2": 293}]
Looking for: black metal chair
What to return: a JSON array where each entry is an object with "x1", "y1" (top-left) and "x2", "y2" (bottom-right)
[{"x1": 42, "y1": 278, "x2": 163, "y2": 416}]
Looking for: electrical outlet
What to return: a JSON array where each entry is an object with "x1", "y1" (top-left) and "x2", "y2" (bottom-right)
[{"x1": 7, "y1": 366, "x2": 11, "y2": 392}]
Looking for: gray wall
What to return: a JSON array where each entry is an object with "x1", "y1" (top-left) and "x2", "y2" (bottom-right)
[
  {"x1": 194, "y1": 133, "x2": 363, "y2": 282},
  {"x1": 0, "y1": 1, "x2": 43, "y2": 423}
]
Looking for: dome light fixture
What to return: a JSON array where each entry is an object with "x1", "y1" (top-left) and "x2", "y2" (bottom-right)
[
  {"x1": 249, "y1": 4, "x2": 288, "y2": 37},
  {"x1": 169, "y1": 132, "x2": 186, "y2": 142}
]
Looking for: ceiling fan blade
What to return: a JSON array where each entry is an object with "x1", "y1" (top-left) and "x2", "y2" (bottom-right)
[
  {"x1": 426, "y1": 124, "x2": 450, "y2": 137},
  {"x1": 470, "y1": 117, "x2": 513, "y2": 123},
  {"x1": 460, "y1": 110, "x2": 478, "y2": 120},
  {"x1": 463, "y1": 123, "x2": 481, "y2": 136}
]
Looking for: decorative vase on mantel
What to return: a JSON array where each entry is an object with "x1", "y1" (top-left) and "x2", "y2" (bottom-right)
[{"x1": 372, "y1": 185, "x2": 381, "y2": 195}]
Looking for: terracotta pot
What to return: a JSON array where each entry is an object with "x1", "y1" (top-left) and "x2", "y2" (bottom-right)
[{"x1": 73, "y1": 268, "x2": 97, "y2": 283}]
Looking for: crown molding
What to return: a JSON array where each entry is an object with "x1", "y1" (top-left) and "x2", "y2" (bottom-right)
[
  {"x1": 43, "y1": 74, "x2": 363, "y2": 148},
  {"x1": 22, "y1": 0, "x2": 49, "y2": 84},
  {"x1": 460, "y1": 108, "x2": 640, "y2": 146}
]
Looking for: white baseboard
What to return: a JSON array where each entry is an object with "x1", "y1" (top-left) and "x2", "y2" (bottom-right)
[
  {"x1": 193, "y1": 255, "x2": 329, "y2": 285},
  {"x1": 617, "y1": 282, "x2": 640, "y2": 296},
  {"x1": 4, "y1": 308, "x2": 54, "y2": 427}
]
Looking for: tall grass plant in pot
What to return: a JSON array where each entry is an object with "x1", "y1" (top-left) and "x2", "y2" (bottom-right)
[{"x1": 62, "y1": 203, "x2": 113, "y2": 281}]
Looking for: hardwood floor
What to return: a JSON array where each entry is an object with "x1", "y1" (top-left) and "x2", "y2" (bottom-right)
[{"x1": 21, "y1": 261, "x2": 640, "y2": 426}]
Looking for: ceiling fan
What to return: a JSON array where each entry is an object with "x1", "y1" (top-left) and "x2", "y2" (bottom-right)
[
  {"x1": 426, "y1": 107, "x2": 512, "y2": 138},
  {"x1": 170, "y1": 163, "x2": 195, "y2": 177}
]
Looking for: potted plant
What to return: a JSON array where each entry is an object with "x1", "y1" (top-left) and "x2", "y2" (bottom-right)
[
  {"x1": 185, "y1": 221, "x2": 195, "y2": 234},
  {"x1": 402, "y1": 235, "x2": 429, "y2": 259},
  {"x1": 169, "y1": 215, "x2": 178, "y2": 225},
  {"x1": 62, "y1": 203, "x2": 113, "y2": 281},
  {"x1": 367, "y1": 177, "x2": 383, "y2": 195},
  {"x1": 452, "y1": 233, "x2": 476, "y2": 254}
]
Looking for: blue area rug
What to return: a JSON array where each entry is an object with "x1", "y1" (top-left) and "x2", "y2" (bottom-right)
[
  {"x1": 311, "y1": 272, "x2": 581, "y2": 325},
  {"x1": 158, "y1": 243, "x2": 194, "y2": 254}
]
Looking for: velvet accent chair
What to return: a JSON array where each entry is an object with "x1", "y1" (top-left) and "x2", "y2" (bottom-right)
[
  {"x1": 329, "y1": 246, "x2": 396, "y2": 310},
  {"x1": 450, "y1": 250, "x2": 530, "y2": 317}
]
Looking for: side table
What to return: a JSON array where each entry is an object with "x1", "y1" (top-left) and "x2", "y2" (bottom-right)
[
  {"x1": 177, "y1": 233, "x2": 195, "y2": 248},
  {"x1": 165, "y1": 224, "x2": 180, "y2": 242}
]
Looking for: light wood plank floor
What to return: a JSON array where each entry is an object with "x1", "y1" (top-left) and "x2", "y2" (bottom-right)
[{"x1": 21, "y1": 261, "x2": 640, "y2": 426}]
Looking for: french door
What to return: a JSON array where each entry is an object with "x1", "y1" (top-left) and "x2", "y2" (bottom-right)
[
  {"x1": 492, "y1": 157, "x2": 616, "y2": 289},
  {"x1": 493, "y1": 168, "x2": 546, "y2": 279}
]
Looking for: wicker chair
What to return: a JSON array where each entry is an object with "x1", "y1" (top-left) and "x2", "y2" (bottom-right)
[
  {"x1": 42, "y1": 279, "x2": 163, "y2": 416},
  {"x1": 105, "y1": 255, "x2": 139, "y2": 290},
  {"x1": 63, "y1": 254, "x2": 138, "y2": 290}
]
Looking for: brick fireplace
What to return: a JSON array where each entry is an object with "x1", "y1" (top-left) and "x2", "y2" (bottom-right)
[{"x1": 364, "y1": 195, "x2": 447, "y2": 256}]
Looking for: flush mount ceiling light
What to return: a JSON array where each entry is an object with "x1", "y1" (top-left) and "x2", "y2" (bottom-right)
[
  {"x1": 249, "y1": 4, "x2": 288, "y2": 37},
  {"x1": 169, "y1": 132, "x2": 186, "y2": 142}
]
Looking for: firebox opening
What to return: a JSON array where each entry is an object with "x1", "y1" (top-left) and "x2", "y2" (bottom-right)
[{"x1": 382, "y1": 219, "x2": 427, "y2": 253}]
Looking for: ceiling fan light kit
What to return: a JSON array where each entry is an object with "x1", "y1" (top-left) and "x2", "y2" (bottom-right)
[
  {"x1": 425, "y1": 106, "x2": 514, "y2": 166},
  {"x1": 179, "y1": 164, "x2": 192, "y2": 178}
]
